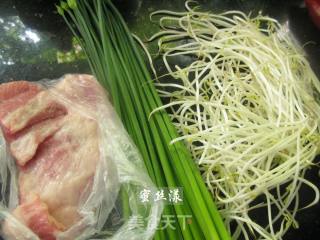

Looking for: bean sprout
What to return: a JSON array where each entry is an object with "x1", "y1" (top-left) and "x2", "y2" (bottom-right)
[{"x1": 151, "y1": 2, "x2": 320, "y2": 239}]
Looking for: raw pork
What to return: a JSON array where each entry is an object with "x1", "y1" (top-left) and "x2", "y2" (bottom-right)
[{"x1": 0, "y1": 75, "x2": 104, "y2": 240}]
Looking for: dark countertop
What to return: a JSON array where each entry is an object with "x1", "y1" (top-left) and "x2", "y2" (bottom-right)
[{"x1": 0, "y1": 0, "x2": 319, "y2": 239}]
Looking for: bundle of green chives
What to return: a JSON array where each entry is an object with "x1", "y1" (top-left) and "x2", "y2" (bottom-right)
[{"x1": 57, "y1": 1, "x2": 231, "y2": 239}]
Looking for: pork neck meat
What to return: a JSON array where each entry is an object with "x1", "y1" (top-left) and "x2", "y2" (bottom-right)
[{"x1": 0, "y1": 75, "x2": 105, "y2": 240}]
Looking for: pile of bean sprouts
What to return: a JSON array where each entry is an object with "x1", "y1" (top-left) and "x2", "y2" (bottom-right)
[{"x1": 150, "y1": 2, "x2": 320, "y2": 239}]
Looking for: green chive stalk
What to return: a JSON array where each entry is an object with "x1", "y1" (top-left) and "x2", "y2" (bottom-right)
[{"x1": 57, "y1": 0, "x2": 231, "y2": 239}]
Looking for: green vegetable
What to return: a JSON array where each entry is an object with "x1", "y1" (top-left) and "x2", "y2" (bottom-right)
[
  {"x1": 150, "y1": 2, "x2": 320, "y2": 240},
  {"x1": 58, "y1": 0, "x2": 231, "y2": 240}
]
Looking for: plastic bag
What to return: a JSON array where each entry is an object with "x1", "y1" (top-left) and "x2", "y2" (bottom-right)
[{"x1": 0, "y1": 74, "x2": 163, "y2": 240}]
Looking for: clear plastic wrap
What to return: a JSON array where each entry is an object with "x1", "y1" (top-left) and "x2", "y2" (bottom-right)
[{"x1": 0, "y1": 74, "x2": 162, "y2": 240}]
